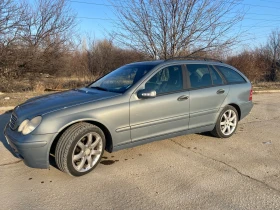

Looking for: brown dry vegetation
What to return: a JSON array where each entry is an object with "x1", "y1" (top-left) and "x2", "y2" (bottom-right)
[
  {"x1": 253, "y1": 82, "x2": 280, "y2": 90},
  {"x1": 1, "y1": 0, "x2": 280, "y2": 94},
  {"x1": 0, "y1": 91, "x2": 50, "y2": 107},
  {"x1": 2, "y1": 81, "x2": 280, "y2": 108}
]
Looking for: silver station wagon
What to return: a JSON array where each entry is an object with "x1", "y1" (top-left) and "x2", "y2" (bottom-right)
[{"x1": 4, "y1": 58, "x2": 253, "y2": 176}]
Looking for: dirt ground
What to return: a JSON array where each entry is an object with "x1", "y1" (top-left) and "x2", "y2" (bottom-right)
[
  {"x1": 0, "y1": 93, "x2": 280, "y2": 209},
  {"x1": 0, "y1": 91, "x2": 55, "y2": 107}
]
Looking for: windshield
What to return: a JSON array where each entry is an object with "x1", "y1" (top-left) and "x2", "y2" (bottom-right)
[{"x1": 89, "y1": 64, "x2": 156, "y2": 93}]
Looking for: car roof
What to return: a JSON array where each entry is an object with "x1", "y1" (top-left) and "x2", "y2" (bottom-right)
[
  {"x1": 129, "y1": 59, "x2": 224, "y2": 67},
  {"x1": 128, "y1": 60, "x2": 165, "y2": 65},
  {"x1": 128, "y1": 59, "x2": 241, "y2": 75},
  {"x1": 129, "y1": 56, "x2": 225, "y2": 65}
]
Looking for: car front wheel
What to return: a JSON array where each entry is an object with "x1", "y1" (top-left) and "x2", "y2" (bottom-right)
[
  {"x1": 55, "y1": 122, "x2": 105, "y2": 176},
  {"x1": 211, "y1": 105, "x2": 238, "y2": 138}
]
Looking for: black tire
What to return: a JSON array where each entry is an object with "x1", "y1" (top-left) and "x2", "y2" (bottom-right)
[
  {"x1": 211, "y1": 105, "x2": 239, "y2": 138},
  {"x1": 55, "y1": 122, "x2": 105, "y2": 176}
]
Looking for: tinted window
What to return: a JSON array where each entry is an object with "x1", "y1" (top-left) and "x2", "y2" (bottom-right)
[
  {"x1": 209, "y1": 66, "x2": 224, "y2": 85},
  {"x1": 187, "y1": 64, "x2": 212, "y2": 88},
  {"x1": 216, "y1": 66, "x2": 246, "y2": 83},
  {"x1": 145, "y1": 65, "x2": 183, "y2": 94}
]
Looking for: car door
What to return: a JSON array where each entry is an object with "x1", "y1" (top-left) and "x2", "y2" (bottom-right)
[
  {"x1": 129, "y1": 65, "x2": 190, "y2": 142},
  {"x1": 186, "y1": 64, "x2": 229, "y2": 129}
]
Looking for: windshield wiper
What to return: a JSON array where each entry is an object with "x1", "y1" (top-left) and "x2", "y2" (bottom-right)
[{"x1": 90, "y1": 86, "x2": 109, "y2": 91}]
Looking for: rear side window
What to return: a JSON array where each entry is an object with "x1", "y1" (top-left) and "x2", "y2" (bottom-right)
[
  {"x1": 215, "y1": 66, "x2": 246, "y2": 84},
  {"x1": 187, "y1": 64, "x2": 212, "y2": 88},
  {"x1": 209, "y1": 66, "x2": 224, "y2": 85}
]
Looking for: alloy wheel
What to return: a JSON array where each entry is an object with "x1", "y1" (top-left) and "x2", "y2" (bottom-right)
[
  {"x1": 220, "y1": 109, "x2": 237, "y2": 136},
  {"x1": 72, "y1": 132, "x2": 103, "y2": 172}
]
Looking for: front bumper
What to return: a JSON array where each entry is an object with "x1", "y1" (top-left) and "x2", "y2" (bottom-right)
[{"x1": 4, "y1": 124, "x2": 56, "y2": 169}]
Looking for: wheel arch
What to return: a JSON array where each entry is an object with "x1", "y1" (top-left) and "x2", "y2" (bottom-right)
[
  {"x1": 228, "y1": 103, "x2": 241, "y2": 121},
  {"x1": 49, "y1": 120, "x2": 113, "y2": 160}
]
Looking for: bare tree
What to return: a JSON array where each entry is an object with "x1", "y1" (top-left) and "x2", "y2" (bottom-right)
[
  {"x1": 266, "y1": 29, "x2": 280, "y2": 81},
  {"x1": 21, "y1": 0, "x2": 75, "y2": 47},
  {"x1": 18, "y1": 0, "x2": 76, "y2": 75},
  {"x1": 0, "y1": 0, "x2": 27, "y2": 76},
  {"x1": 111, "y1": 0, "x2": 244, "y2": 59},
  {"x1": 85, "y1": 38, "x2": 147, "y2": 78},
  {"x1": 0, "y1": 0, "x2": 24, "y2": 44}
]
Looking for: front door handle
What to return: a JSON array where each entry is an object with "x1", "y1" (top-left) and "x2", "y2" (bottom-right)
[
  {"x1": 177, "y1": 95, "x2": 189, "y2": 101},
  {"x1": 217, "y1": 89, "x2": 225, "y2": 94}
]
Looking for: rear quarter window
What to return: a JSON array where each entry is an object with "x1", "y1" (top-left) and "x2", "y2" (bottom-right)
[
  {"x1": 209, "y1": 66, "x2": 224, "y2": 85},
  {"x1": 215, "y1": 66, "x2": 246, "y2": 84}
]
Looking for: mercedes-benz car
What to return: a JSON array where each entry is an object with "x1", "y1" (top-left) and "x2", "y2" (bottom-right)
[{"x1": 4, "y1": 58, "x2": 253, "y2": 176}]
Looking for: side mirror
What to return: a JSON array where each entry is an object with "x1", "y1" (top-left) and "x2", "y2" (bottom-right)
[{"x1": 137, "y1": 89, "x2": 157, "y2": 99}]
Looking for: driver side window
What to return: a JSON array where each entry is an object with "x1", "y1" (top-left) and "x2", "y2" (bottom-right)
[{"x1": 145, "y1": 65, "x2": 183, "y2": 95}]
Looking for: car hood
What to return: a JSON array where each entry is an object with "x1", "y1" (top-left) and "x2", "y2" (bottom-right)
[{"x1": 14, "y1": 88, "x2": 121, "y2": 120}]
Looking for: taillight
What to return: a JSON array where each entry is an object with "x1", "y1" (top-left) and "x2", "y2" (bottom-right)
[{"x1": 249, "y1": 88, "x2": 253, "y2": 101}]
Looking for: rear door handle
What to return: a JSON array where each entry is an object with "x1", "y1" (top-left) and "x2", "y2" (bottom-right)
[
  {"x1": 217, "y1": 89, "x2": 225, "y2": 94},
  {"x1": 177, "y1": 95, "x2": 189, "y2": 101}
]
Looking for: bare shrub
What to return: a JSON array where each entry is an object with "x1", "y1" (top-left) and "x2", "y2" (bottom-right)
[
  {"x1": 32, "y1": 81, "x2": 46, "y2": 92},
  {"x1": 84, "y1": 39, "x2": 147, "y2": 78},
  {"x1": 227, "y1": 49, "x2": 271, "y2": 82},
  {"x1": 264, "y1": 29, "x2": 280, "y2": 81}
]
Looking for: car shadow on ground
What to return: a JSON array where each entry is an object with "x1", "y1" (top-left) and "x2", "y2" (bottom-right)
[
  {"x1": 0, "y1": 110, "x2": 18, "y2": 157},
  {"x1": 49, "y1": 155, "x2": 59, "y2": 170},
  {"x1": 198, "y1": 131, "x2": 214, "y2": 137}
]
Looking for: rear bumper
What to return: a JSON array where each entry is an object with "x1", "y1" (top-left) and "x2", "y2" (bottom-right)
[
  {"x1": 240, "y1": 101, "x2": 253, "y2": 120},
  {"x1": 4, "y1": 124, "x2": 56, "y2": 169}
]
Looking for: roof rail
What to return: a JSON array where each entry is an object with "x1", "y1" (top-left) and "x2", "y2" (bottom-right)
[{"x1": 164, "y1": 56, "x2": 223, "y2": 63}]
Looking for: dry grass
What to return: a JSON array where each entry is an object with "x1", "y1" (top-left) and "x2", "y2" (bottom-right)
[
  {"x1": 0, "y1": 76, "x2": 94, "y2": 107},
  {"x1": 253, "y1": 82, "x2": 280, "y2": 90},
  {"x1": 1, "y1": 79, "x2": 280, "y2": 107},
  {"x1": 0, "y1": 76, "x2": 93, "y2": 93},
  {"x1": 0, "y1": 91, "x2": 53, "y2": 107}
]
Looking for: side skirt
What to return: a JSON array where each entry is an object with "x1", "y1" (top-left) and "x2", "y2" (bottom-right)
[{"x1": 112, "y1": 124, "x2": 215, "y2": 152}]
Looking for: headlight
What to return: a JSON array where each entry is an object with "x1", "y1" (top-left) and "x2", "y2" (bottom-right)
[
  {"x1": 18, "y1": 116, "x2": 42, "y2": 135},
  {"x1": 18, "y1": 119, "x2": 29, "y2": 132}
]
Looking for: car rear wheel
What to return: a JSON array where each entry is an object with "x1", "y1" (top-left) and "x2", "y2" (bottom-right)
[
  {"x1": 55, "y1": 122, "x2": 105, "y2": 176},
  {"x1": 211, "y1": 105, "x2": 238, "y2": 138}
]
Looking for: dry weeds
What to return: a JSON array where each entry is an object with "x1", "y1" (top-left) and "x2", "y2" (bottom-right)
[{"x1": 1, "y1": 80, "x2": 280, "y2": 107}]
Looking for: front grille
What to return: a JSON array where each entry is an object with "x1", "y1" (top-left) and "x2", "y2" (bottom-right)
[{"x1": 9, "y1": 113, "x2": 17, "y2": 130}]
